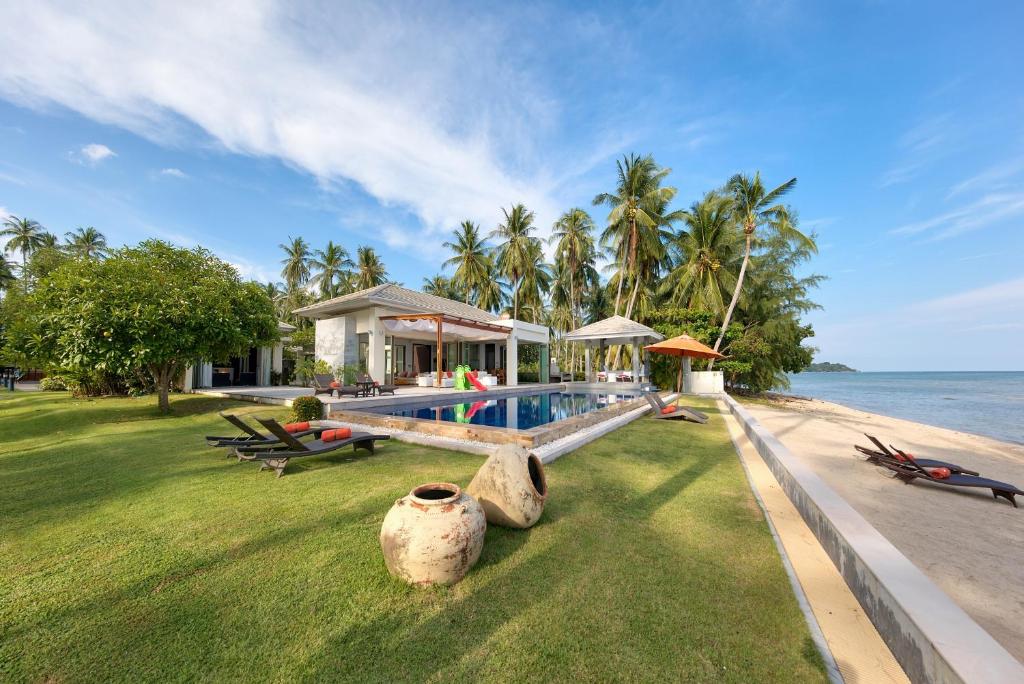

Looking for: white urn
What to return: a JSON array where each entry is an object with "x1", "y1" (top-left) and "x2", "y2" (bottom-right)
[
  {"x1": 466, "y1": 445, "x2": 548, "y2": 529},
  {"x1": 379, "y1": 482, "x2": 486, "y2": 586}
]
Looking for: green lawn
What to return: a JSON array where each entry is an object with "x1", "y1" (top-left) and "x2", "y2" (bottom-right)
[{"x1": 0, "y1": 392, "x2": 825, "y2": 682}]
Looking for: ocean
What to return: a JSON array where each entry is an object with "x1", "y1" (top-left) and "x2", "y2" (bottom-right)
[{"x1": 784, "y1": 371, "x2": 1024, "y2": 445}]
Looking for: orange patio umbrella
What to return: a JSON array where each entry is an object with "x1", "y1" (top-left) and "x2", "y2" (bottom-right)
[{"x1": 644, "y1": 334, "x2": 724, "y2": 393}]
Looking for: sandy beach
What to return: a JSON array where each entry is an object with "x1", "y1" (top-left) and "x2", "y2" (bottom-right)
[{"x1": 741, "y1": 396, "x2": 1024, "y2": 662}]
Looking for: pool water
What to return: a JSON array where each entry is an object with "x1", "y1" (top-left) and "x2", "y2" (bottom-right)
[{"x1": 365, "y1": 391, "x2": 639, "y2": 430}]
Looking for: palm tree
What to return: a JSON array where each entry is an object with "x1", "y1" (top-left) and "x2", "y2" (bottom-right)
[
  {"x1": 443, "y1": 220, "x2": 490, "y2": 304},
  {"x1": 661, "y1": 191, "x2": 741, "y2": 314},
  {"x1": 474, "y1": 261, "x2": 509, "y2": 313},
  {"x1": 1, "y1": 216, "x2": 46, "y2": 281},
  {"x1": 64, "y1": 226, "x2": 108, "y2": 258},
  {"x1": 0, "y1": 257, "x2": 15, "y2": 290},
  {"x1": 516, "y1": 240, "x2": 553, "y2": 324},
  {"x1": 550, "y1": 208, "x2": 597, "y2": 332},
  {"x1": 39, "y1": 232, "x2": 60, "y2": 249},
  {"x1": 593, "y1": 154, "x2": 676, "y2": 317},
  {"x1": 279, "y1": 236, "x2": 311, "y2": 290},
  {"x1": 309, "y1": 241, "x2": 353, "y2": 299},
  {"x1": 710, "y1": 173, "x2": 814, "y2": 364},
  {"x1": 422, "y1": 274, "x2": 460, "y2": 300},
  {"x1": 491, "y1": 203, "x2": 538, "y2": 321},
  {"x1": 355, "y1": 245, "x2": 387, "y2": 290}
]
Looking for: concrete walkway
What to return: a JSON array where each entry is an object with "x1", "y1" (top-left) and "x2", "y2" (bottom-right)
[{"x1": 721, "y1": 401, "x2": 908, "y2": 683}]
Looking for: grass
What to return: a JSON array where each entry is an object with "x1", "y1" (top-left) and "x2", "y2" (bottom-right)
[{"x1": 0, "y1": 391, "x2": 826, "y2": 682}]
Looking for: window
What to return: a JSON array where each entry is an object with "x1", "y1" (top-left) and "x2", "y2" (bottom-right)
[{"x1": 357, "y1": 333, "x2": 369, "y2": 372}]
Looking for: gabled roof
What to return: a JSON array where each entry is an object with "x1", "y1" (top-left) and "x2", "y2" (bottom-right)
[
  {"x1": 563, "y1": 315, "x2": 664, "y2": 344},
  {"x1": 277, "y1": 321, "x2": 297, "y2": 332},
  {"x1": 292, "y1": 283, "x2": 499, "y2": 323}
]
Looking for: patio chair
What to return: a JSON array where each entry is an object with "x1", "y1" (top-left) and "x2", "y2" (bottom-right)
[
  {"x1": 236, "y1": 417, "x2": 390, "y2": 477},
  {"x1": 876, "y1": 448, "x2": 1023, "y2": 507},
  {"x1": 358, "y1": 373, "x2": 397, "y2": 396},
  {"x1": 312, "y1": 374, "x2": 336, "y2": 396},
  {"x1": 854, "y1": 433, "x2": 979, "y2": 476},
  {"x1": 643, "y1": 391, "x2": 708, "y2": 424},
  {"x1": 206, "y1": 412, "x2": 324, "y2": 447}
]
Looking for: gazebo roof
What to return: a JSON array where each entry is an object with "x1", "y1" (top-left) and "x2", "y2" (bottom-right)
[{"x1": 563, "y1": 315, "x2": 664, "y2": 346}]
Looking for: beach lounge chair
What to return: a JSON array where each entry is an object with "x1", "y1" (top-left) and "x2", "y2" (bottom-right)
[
  {"x1": 235, "y1": 417, "x2": 390, "y2": 477},
  {"x1": 877, "y1": 448, "x2": 1023, "y2": 507},
  {"x1": 206, "y1": 413, "x2": 323, "y2": 449},
  {"x1": 643, "y1": 391, "x2": 708, "y2": 424},
  {"x1": 312, "y1": 374, "x2": 336, "y2": 397},
  {"x1": 854, "y1": 433, "x2": 979, "y2": 476},
  {"x1": 359, "y1": 373, "x2": 396, "y2": 396}
]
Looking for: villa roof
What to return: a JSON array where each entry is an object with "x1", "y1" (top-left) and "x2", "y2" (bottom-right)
[
  {"x1": 277, "y1": 321, "x2": 297, "y2": 332},
  {"x1": 563, "y1": 315, "x2": 664, "y2": 345},
  {"x1": 292, "y1": 283, "x2": 499, "y2": 323}
]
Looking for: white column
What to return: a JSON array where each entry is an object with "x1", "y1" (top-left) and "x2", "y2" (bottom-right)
[
  {"x1": 272, "y1": 344, "x2": 283, "y2": 375},
  {"x1": 506, "y1": 334, "x2": 518, "y2": 386},
  {"x1": 258, "y1": 346, "x2": 272, "y2": 386},
  {"x1": 631, "y1": 340, "x2": 640, "y2": 381},
  {"x1": 201, "y1": 362, "x2": 213, "y2": 387},
  {"x1": 584, "y1": 345, "x2": 592, "y2": 383}
]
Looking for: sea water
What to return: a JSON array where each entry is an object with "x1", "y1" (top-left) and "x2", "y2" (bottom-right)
[{"x1": 785, "y1": 371, "x2": 1024, "y2": 444}]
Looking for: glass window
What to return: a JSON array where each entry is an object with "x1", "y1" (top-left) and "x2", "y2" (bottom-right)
[{"x1": 357, "y1": 333, "x2": 369, "y2": 372}]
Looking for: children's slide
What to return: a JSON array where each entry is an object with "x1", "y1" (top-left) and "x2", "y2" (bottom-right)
[
  {"x1": 465, "y1": 371, "x2": 487, "y2": 391},
  {"x1": 464, "y1": 400, "x2": 488, "y2": 420}
]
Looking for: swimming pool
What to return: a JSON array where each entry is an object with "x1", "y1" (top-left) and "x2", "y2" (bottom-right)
[{"x1": 361, "y1": 390, "x2": 640, "y2": 430}]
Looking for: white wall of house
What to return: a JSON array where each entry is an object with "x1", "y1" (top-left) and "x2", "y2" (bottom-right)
[{"x1": 315, "y1": 314, "x2": 357, "y2": 370}]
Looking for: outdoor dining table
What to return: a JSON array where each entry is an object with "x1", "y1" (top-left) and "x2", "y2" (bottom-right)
[{"x1": 355, "y1": 380, "x2": 376, "y2": 397}]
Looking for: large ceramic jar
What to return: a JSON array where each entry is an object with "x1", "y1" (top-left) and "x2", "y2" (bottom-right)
[
  {"x1": 466, "y1": 445, "x2": 548, "y2": 529},
  {"x1": 379, "y1": 482, "x2": 486, "y2": 586}
]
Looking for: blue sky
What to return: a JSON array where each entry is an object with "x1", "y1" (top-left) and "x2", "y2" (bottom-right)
[{"x1": 1, "y1": 1, "x2": 1022, "y2": 371}]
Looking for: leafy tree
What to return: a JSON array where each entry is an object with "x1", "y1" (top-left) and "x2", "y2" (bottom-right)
[
  {"x1": 0, "y1": 257, "x2": 15, "y2": 291},
  {"x1": 473, "y1": 263, "x2": 509, "y2": 313},
  {"x1": 491, "y1": 203, "x2": 538, "y2": 320},
  {"x1": 1, "y1": 216, "x2": 46, "y2": 287},
  {"x1": 443, "y1": 220, "x2": 490, "y2": 304},
  {"x1": 515, "y1": 239, "x2": 553, "y2": 324},
  {"x1": 355, "y1": 245, "x2": 387, "y2": 289},
  {"x1": 422, "y1": 274, "x2": 461, "y2": 300},
  {"x1": 279, "y1": 236, "x2": 312, "y2": 290},
  {"x1": 23, "y1": 240, "x2": 277, "y2": 412},
  {"x1": 39, "y1": 232, "x2": 60, "y2": 249},
  {"x1": 310, "y1": 241, "x2": 354, "y2": 299},
  {"x1": 64, "y1": 226, "x2": 109, "y2": 259},
  {"x1": 550, "y1": 208, "x2": 597, "y2": 332},
  {"x1": 710, "y1": 172, "x2": 814, "y2": 362}
]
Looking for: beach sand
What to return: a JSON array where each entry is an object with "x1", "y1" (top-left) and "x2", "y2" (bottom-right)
[{"x1": 741, "y1": 396, "x2": 1024, "y2": 662}]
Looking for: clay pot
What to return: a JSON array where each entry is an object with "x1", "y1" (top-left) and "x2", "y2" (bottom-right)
[
  {"x1": 379, "y1": 482, "x2": 486, "y2": 586},
  {"x1": 466, "y1": 445, "x2": 548, "y2": 529}
]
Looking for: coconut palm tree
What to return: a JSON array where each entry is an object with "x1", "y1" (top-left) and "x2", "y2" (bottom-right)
[
  {"x1": 1, "y1": 216, "x2": 46, "y2": 282},
  {"x1": 491, "y1": 203, "x2": 538, "y2": 321},
  {"x1": 474, "y1": 261, "x2": 509, "y2": 313},
  {"x1": 39, "y1": 232, "x2": 60, "y2": 249},
  {"x1": 422, "y1": 274, "x2": 460, "y2": 300},
  {"x1": 661, "y1": 191, "x2": 741, "y2": 314},
  {"x1": 64, "y1": 226, "x2": 108, "y2": 258},
  {"x1": 593, "y1": 154, "x2": 676, "y2": 317},
  {"x1": 443, "y1": 220, "x2": 490, "y2": 304},
  {"x1": 710, "y1": 173, "x2": 813, "y2": 364},
  {"x1": 549, "y1": 208, "x2": 596, "y2": 330},
  {"x1": 515, "y1": 240, "x2": 553, "y2": 324},
  {"x1": 309, "y1": 241, "x2": 353, "y2": 299},
  {"x1": 279, "y1": 236, "x2": 312, "y2": 290},
  {"x1": 0, "y1": 257, "x2": 15, "y2": 290},
  {"x1": 355, "y1": 245, "x2": 387, "y2": 290}
]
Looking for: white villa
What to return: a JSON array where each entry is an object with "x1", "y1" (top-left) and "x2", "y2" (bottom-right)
[
  {"x1": 184, "y1": 321, "x2": 296, "y2": 390},
  {"x1": 292, "y1": 284, "x2": 550, "y2": 387}
]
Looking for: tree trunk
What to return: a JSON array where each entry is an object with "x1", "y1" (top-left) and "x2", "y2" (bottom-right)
[{"x1": 709, "y1": 233, "x2": 752, "y2": 370}]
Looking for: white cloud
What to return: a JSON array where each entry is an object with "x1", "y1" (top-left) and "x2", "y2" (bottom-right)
[
  {"x1": 70, "y1": 143, "x2": 116, "y2": 165},
  {"x1": 0, "y1": 170, "x2": 26, "y2": 186},
  {"x1": 879, "y1": 114, "x2": 954, "y2": 187},
  {"x1": 890, "y1": 191, "x2": 1024, "y2": 240},
  {"x1": 947, "y1": 158, "x2": 1024, "y2": 198},
  {"x1": 913, "y1": 276, "x2": 1024, "y2": 316},
  {"x1": 0, "y1": 3, "x2": 566, "y2": 239},
  {"x1": 159, "y1": 167, "x2": 187, "y2": 179}
]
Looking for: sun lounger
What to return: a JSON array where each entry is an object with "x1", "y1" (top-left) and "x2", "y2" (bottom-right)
[
  {"x1": 206, "y1": 413, "x2": 323, "y2": 449},
  {"x1": 877, "y1": 448, "x2": 1022, "y2": 507},
  {"x1": 235, "y1": 417, "x2": 390, "y2": 477},
  {"x1": 358, "y1": 373, "x2": 396, "y2": 396},
  {"x1": 854, "y1": 433, "x2": 980, "y2": 476},
  {"x1": 643, "y1": 391, "x2": 708, "y2": 424},
  {"x1": 312, "y1": 374, "x2": 336, "y2": 396}
]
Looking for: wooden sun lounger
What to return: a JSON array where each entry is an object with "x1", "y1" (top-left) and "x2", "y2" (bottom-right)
[
  {"x1": 358, "y1": 374, "x2": 396, "y2": 396},
  {"x1": 643, "y1": 392, "x2": 708, "y2": 424},
  {"x1": 878, "y1": 447, "x2": 1023, "y2": 507},
  {"x1": 235, "y1": 417, "x2": 390, "y2": 477},
  {"x1": 854, "y1": 433, "x2": 979, "y2": 476},
  {"x1": 312, "y1": 374, "x2": 336, "y2": 396},
  {"x1": 206, "y1": 413, "x2": 323, "y2": 449}
]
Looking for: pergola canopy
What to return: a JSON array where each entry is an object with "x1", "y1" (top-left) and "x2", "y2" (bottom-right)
[
  {"x1": 381, "y1": 314, "x2": 509, "y2": 342},
  {"x1": 563, "y1": 315, "x2": 664, "y2": 346}
]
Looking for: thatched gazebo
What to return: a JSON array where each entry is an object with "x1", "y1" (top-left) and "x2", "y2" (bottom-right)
[{"x1": 563, "y1": 315, "x2": 663, "y2": 383}]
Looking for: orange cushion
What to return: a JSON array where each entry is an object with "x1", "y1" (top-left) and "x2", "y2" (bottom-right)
[
  {"x1": 329, "y1": 381, "x2": 340, "y2": 388},
  {"x1": 284, "y1": 421, "x2": 310, "y2": 433},
  {"x1": 321, "y1": 427, "x2": 352, "y2": 442},
  {"x1": 660, "y1": 406, "x2": 676, "y2": 415},
  {"x1": 929, "y1": 467, "x2": 951, "y2": 479}
]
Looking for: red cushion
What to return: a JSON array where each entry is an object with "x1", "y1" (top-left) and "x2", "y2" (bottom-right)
[
  {"x1": 928, "y1": 467, "x2": 951, "y2": 479},
  {"x1": 447, "y1": 370, "x2": 453, "y2": 378},
  {"x1": 284, "y1": 421, "x2": 310, "y2": 433},
  {"x1": 660, "y1": 406, "x2": 676, "y2": 415},
  {"x1": 329, "y1": 381, "x2": 340, "y2": 388},
  {"x1": 321, "y1": 427, "x2": 352, "y2": 443}
]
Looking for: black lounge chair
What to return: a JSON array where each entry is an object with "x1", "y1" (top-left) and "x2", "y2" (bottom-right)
[
  {"x1": 854, "y1": 434, "x2": 979, "y2": 476},
  {"x1": 359, "y1": 373, "x2": 396, "y2": 396},
  {"x1": 235, "y1": 417, "x2": 390, "y2": 477},
  {"x1": 643, "y1": 392, "x2": 708, "y2": 424},
  {"x1": 312, "y1": 374, "x2": 336, "y2": 396},
  {"x1": 878, "y1": 448, "x2": 1023, "y2": 507},
  {"x1": 206, "y1": 413, "x2": 323, "y2": 450}
]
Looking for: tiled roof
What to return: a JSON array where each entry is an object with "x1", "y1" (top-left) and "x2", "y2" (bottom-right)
[
  {"x1": 563, "y1": 315, "x2": 663, "y2": 342},
  {"x1": 292, "y1": 283, "x2": 499, "y2": 323}
]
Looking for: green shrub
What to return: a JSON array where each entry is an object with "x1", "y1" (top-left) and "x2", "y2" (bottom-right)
[
  {"x1": 290, "y1": 395, "x2": 323, "y2": 422},
  {"x1": 39, "y1": 375, "x2": 68, "y2": 391}
]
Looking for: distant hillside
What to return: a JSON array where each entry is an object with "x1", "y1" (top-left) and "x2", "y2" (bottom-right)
[{"x1": 806, "y1": 361, "x2": 857, "y2": 372}]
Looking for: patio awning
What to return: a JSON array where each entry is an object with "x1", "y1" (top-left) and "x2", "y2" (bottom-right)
[{"x1": 381, "y1": 314, "x2": 509, "y2": 342}]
